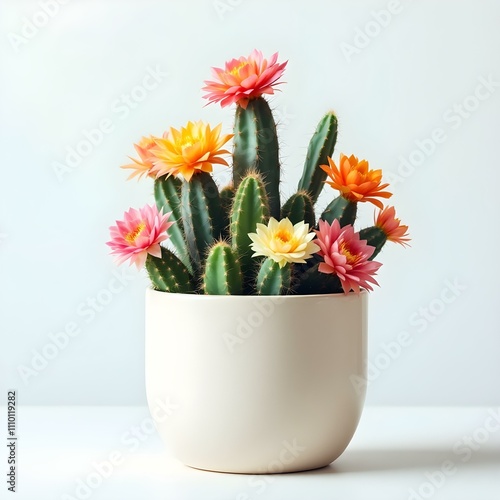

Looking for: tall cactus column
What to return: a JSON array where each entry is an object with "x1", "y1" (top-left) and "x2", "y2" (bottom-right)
[
  {"x1": 298, "y1": 111, "x2": 338, "y2": 204},
  {"x1": 154, "y1": 175, "x2": 192, "y2": 272},
  {"x1": 232, "y1": 97, "x2": 281, "y2": 219},
  {"x1": 230, "y1": 172, "x2": 269, "y2": 292},
  {"x1": 181, "y1": 172, "x2": 224, "y2": 273}
]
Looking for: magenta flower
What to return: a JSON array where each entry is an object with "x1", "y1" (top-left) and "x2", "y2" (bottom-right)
[
  {"x1": 314, "y1": 219, "x2": 382, "y2": 294},
  {"x1": 107, "y1": 205, "x2": 173, "y2": 268}
]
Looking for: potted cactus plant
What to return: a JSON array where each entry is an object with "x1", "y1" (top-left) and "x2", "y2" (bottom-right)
[{"x1": 107, "y1": 50, "x2": 409, "y2": 473}]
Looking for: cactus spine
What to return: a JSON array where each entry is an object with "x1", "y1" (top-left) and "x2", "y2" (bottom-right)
[
  {"x1": 298, "y1": 112, "x2": 338, "y2": 203},
  {"x1": 181, "y1": 172, "x2": 223, "y2": 271},
  {"x1": 256, "y1": 258, "x2": 291, "y2": 295},
  {"x1": 146, "y1": 247, "x2": 193, "y2": 293},
  {"x1": 203, "y1": 242, "x2": 243, "y2": 295},
  {"x1": 233, "y1": 97, "x2": 281, "y2": 218}
]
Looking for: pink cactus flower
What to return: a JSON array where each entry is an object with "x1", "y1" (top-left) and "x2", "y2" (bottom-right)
[
  {"x1": 107, "y1": 205, "x2": 173, "y2": 268},
  {"x1": 202, "y1": 49, "x2": 288, "y2": 109},
  {"x1": 315, "y1": 219, "x2": 382, "y2": 294}
]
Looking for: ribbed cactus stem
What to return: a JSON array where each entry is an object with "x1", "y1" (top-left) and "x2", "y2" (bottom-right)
[
  {"x1": 146, "y1": 247, "x2": 193, "y2": 293},
  {"x1": 256, "y1": 258, "x2": 291, "y2": 295},
  {"x1": 230, "y1": 172, "x2": 269, "y2": 288},
  {"x1": 219, "y1": 184, "x2": 235, "y2": 239},
  {"x1": 293, "y1": 262, "x2": 342, "y2": 295},
  {"x1": 181, "y1": 172, "x2": 223, "y2": 272},
  {"x1": 203, "y1": 242, "x2": 243, "y2": 295},
  {"x1": 233, "y1": 97, "x2": 281, "y2": 218},
  {"x1": 297, "y1": 112, "x2": 338, "y2": 203},
  {"x1": 359, "y1": 226, "x2": 387, "y2": 260},
  {"x1": 154, "y1": 175, "x2": 192, "y2": 273},
  {"x1": 281, "y1": 191, "x2": 315, "y2": 226},
  {"x1": 320, "y1": 196, "x2": 357, "y2": 227}
]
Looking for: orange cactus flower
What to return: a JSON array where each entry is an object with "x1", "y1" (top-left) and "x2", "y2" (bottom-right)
[
  {"x1": 321, "y1": 154, "x2": 392, "y2": 209},
  {"x1": 375, "y1": 206, "x2": 410, "y2": 246},
  {"x1": 121, "y1": 135, "x2": 158, "y2": 180},
  {"x1": 150, "y1": 121, "x2": 232, "y2": 181}
]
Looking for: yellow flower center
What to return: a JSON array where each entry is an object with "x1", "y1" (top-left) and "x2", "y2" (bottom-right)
[
  {"x1": 275, "y1": 229, "x2": 292, "y2": 243},
  {"x1": 180, "y1": 133, "x2": 196, "y2": 152},
  {"x1": 182, "y1": 133, "x2": 195, "y2": 145},
  {"x1": 340, "y1": 242, "x2": 359, "y2": 265},
  {"x1": 230, "y1": 61, "x2": 248, "y2": 76},
  {"x1": 125, "y1": 221, "x2": 146, "y2": 243}
]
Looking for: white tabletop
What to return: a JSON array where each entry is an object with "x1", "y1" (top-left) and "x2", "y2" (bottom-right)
[{"x1": 5, "y1": 406, "x2": 500, "y2": 500}]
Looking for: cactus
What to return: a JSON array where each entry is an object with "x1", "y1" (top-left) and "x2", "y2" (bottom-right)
[
  {"x1": 203, "y1": 242, "x2": 243, "y2": 295},
  {"x1": 113, "y1": 51, "x2": 408, "y2": 297},
  {"x1": 293, "y1": 262, "x2": 342, "y2": 295},
  {"x1": 230, "y1": 172, "x2": 269, "y2": 287},
  {"x1": 297, "y1": 112, "x2": 338, "y2": 203},
  {"x1": 146, "y1": 246, "x2": 193, "y2": 293},
  {"x1": 359, "y1": 226, "x2": 386, "y2": 260},
  {"x1": 281, "y1": 191, "x2": 315, "y2": 226},
  {"x1": 181, "y1": 172, "x2": 223, "y2": 272},
  {"x1": 233, "y1": 97, "x2": 281, "y2": 218},
  {"x1": 220, "y1": 184, "x2": 235, "y2": 238},
  {"x1": 320, "y1": 196, "x2": 357, "y2": 227},
  {"x1": 256, "y1": 258, "x2": 291, "y2": 295},
  {"x1": 154, "y1": 175, "x2": 192, "y2": 272}
]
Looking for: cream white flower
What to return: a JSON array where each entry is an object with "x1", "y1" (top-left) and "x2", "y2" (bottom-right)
[{"x1": 248, "y1": 217, "x2": 319, "y2": 268}]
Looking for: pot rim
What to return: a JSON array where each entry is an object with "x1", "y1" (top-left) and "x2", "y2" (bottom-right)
[{"x1": 146, "y1": 287, "x2": 368, "y2": 301}]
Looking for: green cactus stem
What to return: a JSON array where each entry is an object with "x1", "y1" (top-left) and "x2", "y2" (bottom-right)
[
  {"x1": 256, "y1": 258, "x2": 291, "y2": 295},
  {"x1": 293, "y1": 262, "x2": 342, "y2": 295},
  {"x1": 359, "y1": 226, "x2": 387, "y2": 260},
  {"x1": 203, "y1": 242, "x2": 243, "y2": 295},
  {"x1": 297, "y1": 112, "x2": 338, "y2": 204},
  {"x1": 281, "y1": 191, "x2": 315, "y2": 226},
  {"x1": 220, "y1": 184, "x2": 235, "y2": 239},
  {"x1": 320, "y1": 196, "x2": 357, "y2": 227},
  {"x1": 146, "y1": 247, "x2": 193, "y2": 293},
  {"x1": 154, "y1": 175, "x2": 192, "y2": 272},
  {"x1": 233, "y1": 97, "x2": 281, "y2": 218},
  {"x1": 181, "y1": 172, "x2": 223, "y2": 271},
  {"x1": 230, "y1": 172, "x2": 269, "y2": 286}
]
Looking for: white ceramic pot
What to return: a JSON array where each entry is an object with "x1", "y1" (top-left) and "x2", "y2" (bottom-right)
[{"x1": 145, "y1": 288, "x2": 367, "y2": 474}]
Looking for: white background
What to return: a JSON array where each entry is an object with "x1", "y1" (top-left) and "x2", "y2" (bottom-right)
[{"x1": 1, "y1": 0, "x2": 499, "y2": 406}]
